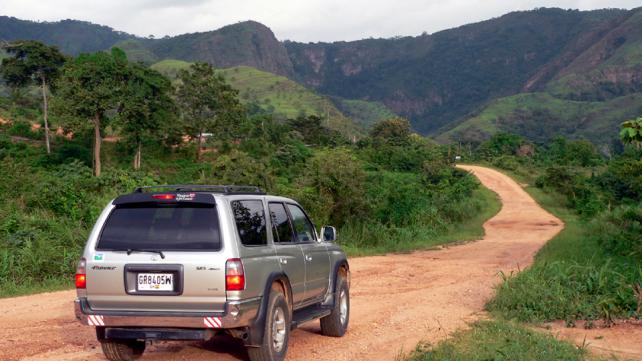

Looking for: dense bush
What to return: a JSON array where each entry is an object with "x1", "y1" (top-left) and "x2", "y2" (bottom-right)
[
  {"x1": 535, "y1": 166, "x2": 604, "y2": 217},
  {"x1": 591, "y1": 205, "x2": 642, "y2": 259}
]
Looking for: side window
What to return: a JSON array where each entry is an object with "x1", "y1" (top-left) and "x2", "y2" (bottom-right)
[
  {"x1": 286, "y1": 204, "x2": 316, "y2": 243},
  {"x1": 231, "y1": 200, "x2": 267, "y2": 246},
  {"x1": 269, "y1": 203, "x2": 294, "y2": 244}
]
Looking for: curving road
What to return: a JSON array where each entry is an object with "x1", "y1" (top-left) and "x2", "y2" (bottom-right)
[{"x1": 0, "y1": 166, "x2": 573, "y2": 360}]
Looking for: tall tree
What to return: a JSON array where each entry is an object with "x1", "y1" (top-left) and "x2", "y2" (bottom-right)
[
  {"x1": 52, "y1": 48, "x2": 128, "y2": 176},
  {"x1": 117, "y1": 64, "x2": 175, "y2": 169},
  {"x1": 0, "y1": 40, "x2": 66, "y2": 154},
  {"x1": 175, "y1": 62, "x2": 243, "y2": 160}
]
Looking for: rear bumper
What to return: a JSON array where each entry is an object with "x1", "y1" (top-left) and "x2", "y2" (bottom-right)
[{"x1": 74, "y1": 297, "x2": 261, "y2": 329}]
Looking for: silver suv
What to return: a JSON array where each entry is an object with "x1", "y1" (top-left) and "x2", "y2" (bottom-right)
[{"x1": 74, "y1": 185, "x2": 350, "y2": 361}]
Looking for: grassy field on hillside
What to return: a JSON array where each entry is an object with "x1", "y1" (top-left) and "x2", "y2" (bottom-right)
[
  {"x1": 152, "y1": 60, "x2": 362, "y2": 138},
  {"x1": 332, "y1": 97, "x2": 398, "y2": 129},
  {"x1": 439, "y1": 92, "x2": 642, "y2": 145}
]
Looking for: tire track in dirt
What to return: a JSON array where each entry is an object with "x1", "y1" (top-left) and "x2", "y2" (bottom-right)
[{"x1": 0, "y1": 166, "x2": 636, "y2": 361}]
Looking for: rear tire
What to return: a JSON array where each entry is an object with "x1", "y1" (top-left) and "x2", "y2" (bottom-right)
[
  {"x1": 247, "y1": 287, "x2": 290, "y2": 361},
  {"x1": 320, "y1": 274, "x2": 349, "y2": 337},
  {"x1": 100, "y1": 339, "x2": 145, "y2": 361}
]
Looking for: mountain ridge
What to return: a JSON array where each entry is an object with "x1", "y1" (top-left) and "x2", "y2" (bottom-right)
[{"x1": 2, "y1": 8, "x2": 642, "y2": 145}]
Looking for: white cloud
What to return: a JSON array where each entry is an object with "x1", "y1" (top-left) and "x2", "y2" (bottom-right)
[{"x1": 0, "y1": 0, "x2": 639, "y2": 41}]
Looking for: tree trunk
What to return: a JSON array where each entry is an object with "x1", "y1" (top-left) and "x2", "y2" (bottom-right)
[
  {"x1": 197, "y1": 130, "x2": 203, "y2": 161},
  {"x1": 93, "y1": 114, "x2": 102, "y2": 177},
  {"x1": 41, "y1": 77, "x2": 51, "y2": 154},
  {"x1": 133, "y1": 141, "x2": 142, "y2": 170}
]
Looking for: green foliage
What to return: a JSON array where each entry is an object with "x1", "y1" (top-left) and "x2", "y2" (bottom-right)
[
  {"x1": 209, "y1": 149, "x2": 274, "y2": 190},
  {"x1": 492, "y1": 155, "x2": 521, "y2": 171},
  {"x1": 1, "y1": 40, "x2": 66, "y2": 88},
  {"x1": 596, "y1": 150, "x2": 642, "y2": 202},
  {"x1": 489, "y1": 260, "x2": 639, "y2": 322},
  {"x1": 53, "y1": 48, "x2": 128, "y2": 127},
  {"x1": 442, "y1": 91, "x2": 642, "y2": 147},
  {"x1": 591, "y1": 204, "x2": 642, "y2": 259},
  {"x1": 370, "y1": 117, "x2": 411, "y2": 146},
  {"x1": 331, "y1": 97, "x2": 397, "y2": 129},
  {"x1": 620, "y1": 117, "x2": 642, "y2": 147},
  {"x1": 478, "y1": 132, "x2": 527, "y2": 159},
  {"x1": 116, "y1": 63, "x2": 175, "y2": 168},
  {"x1": 543, "y1": 137, "x2": 602, "y2": 167},
  {"x1": 287, "y1": 115, "x2": 346, "y2": 146},
  {"x1": 0, "y1": 150, "x2": 159, "y2": 295},
  {"x1": 406, "y1": 320, "x2": 584, "y2": 361},
  {"x1": 175, "y1": 62, "x2": 244, "y2": 158},
  {"x1": 488, "y1": 161, "x2": 641, "y2": 323},
  {"x1": 8, "y1": 120, "x2": 40, "y2": 139},
  {"x1": 296, "y1": 148, "x2": 368, "y2": 226},
  {"x1": 534, "y1": 166, "x2": 605, "y2": 217}
]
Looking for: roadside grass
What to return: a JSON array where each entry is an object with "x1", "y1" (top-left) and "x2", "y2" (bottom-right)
[
  {"x1": 341, "y1": 186, "x2": 501, "y2": 256},
  {"x1": 485, "y1": 165, "x2": 641, "y2": 322},
  {"x1": 0, "y1": 277, "x2": 71, "y2": 298},
  {"x1": 405, "y1": 320, "x2": 586, "y2": 361}
]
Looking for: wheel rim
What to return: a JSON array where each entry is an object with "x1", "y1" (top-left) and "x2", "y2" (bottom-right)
[
  {"x1": 339, "y1": 289, "x2": 348, "y2": 326},
  {"x1": 272, "y1": 306, "x2": 286, "y2": 353}
]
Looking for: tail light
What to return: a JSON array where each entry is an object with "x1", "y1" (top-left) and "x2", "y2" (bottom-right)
[
  {"x1": 75, "y1": 257, "x2": 86, "y2": 289},
  {"x1": 226, "y1": 258, "x2": 245, "y2": 291},
  {"x1": 152, "y1": 194, "x2": 176, "y2": 200}
]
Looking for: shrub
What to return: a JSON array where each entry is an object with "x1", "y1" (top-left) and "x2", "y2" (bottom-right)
[
  {"x1": 8, "y1": 120, "x2": 40, "y2": 140},
  {"x1": 492, "y1": 155, "x2": 520, "y2": 171},
  {"x1": 591, "y1": 205, "x2": 642, "y2": 258},
  {"x1": 297, "y1": 148, "x2": 368, "y2": 226}
]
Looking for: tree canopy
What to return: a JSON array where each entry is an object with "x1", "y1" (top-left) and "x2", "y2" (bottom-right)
[
  {"x1": 52, "y1": 48, "x2": 129, "y2": 176},
  {"x1": 175, "y1": 62, "x2": 244, "y2": 160},
  {"x1": 1, "y1": 40, "x2": 66, "y2": 153}
]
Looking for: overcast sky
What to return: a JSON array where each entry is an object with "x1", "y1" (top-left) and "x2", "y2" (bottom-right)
[{"x1": 1, "y1": 0, "x2": 640, "y2": 42}]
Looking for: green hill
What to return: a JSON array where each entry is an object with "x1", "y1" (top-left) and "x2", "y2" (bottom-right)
[
  {"x1": 437, "y1": 9, "x2": 642, "y2": 147},
  {"x1": 0, "y1": 16, "x2": 133, "y2": 55},
  {"x1": 286, "y1": 8, "x2": 633, "y2": 134},
  {"x1": 3, "y1": 8, "x2": 642, "y2": 142},
  {"x1": 151, "y1": 60, "x2": 363, "y2": 138},
  {"x1": 437, "y1": 92, "x2": 642, "y2": 146},
  {"x1": 545, "y1": 10, "x2": 642, "y2": 101}
]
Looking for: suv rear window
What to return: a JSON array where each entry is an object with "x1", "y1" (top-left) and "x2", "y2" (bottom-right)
[{"x1": 97, "y1": 205, "x2": 221, "y2": 251}]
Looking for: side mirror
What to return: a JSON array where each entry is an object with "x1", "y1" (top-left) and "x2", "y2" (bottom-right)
[{"x1": 321, "y1": 226, "x2": 337, "y2": 242}]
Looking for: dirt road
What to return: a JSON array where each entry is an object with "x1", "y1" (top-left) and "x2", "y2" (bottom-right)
[{"x1": 0, "y1": 165, "x2": 632, "y2": 361}]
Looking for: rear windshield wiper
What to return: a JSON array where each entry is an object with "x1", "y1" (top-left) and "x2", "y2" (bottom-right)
[{"x1": 126, "y1": 249, "x2": 166, "y2": 259}]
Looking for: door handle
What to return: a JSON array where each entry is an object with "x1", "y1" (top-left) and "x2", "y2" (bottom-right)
[
  {"x1": 305, "y1": 255, "x2": 312, "y2": 262},
  {"x1": 279, "y1": 258, "x2": 288, "y2": 265}
]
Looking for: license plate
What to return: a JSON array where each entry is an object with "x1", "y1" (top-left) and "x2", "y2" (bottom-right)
[{"x1": 137, "y1": 273, "x2": 174, "y2": 291}]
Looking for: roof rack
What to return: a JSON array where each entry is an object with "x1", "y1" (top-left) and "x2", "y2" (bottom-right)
[{"x1": 133, "y1": 185, "x2": 266, "y2": 195}]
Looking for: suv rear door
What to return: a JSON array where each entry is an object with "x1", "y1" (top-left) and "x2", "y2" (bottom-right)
[
  {"x1": 269, "y1": 202, "x2": 306, "y2": 306},
  {"x1": 85, "y1": 192, "x2": 230, "y2": 313},
  {"x1": 286, "y1": 203, "x2": 331, "y2": 303}
]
